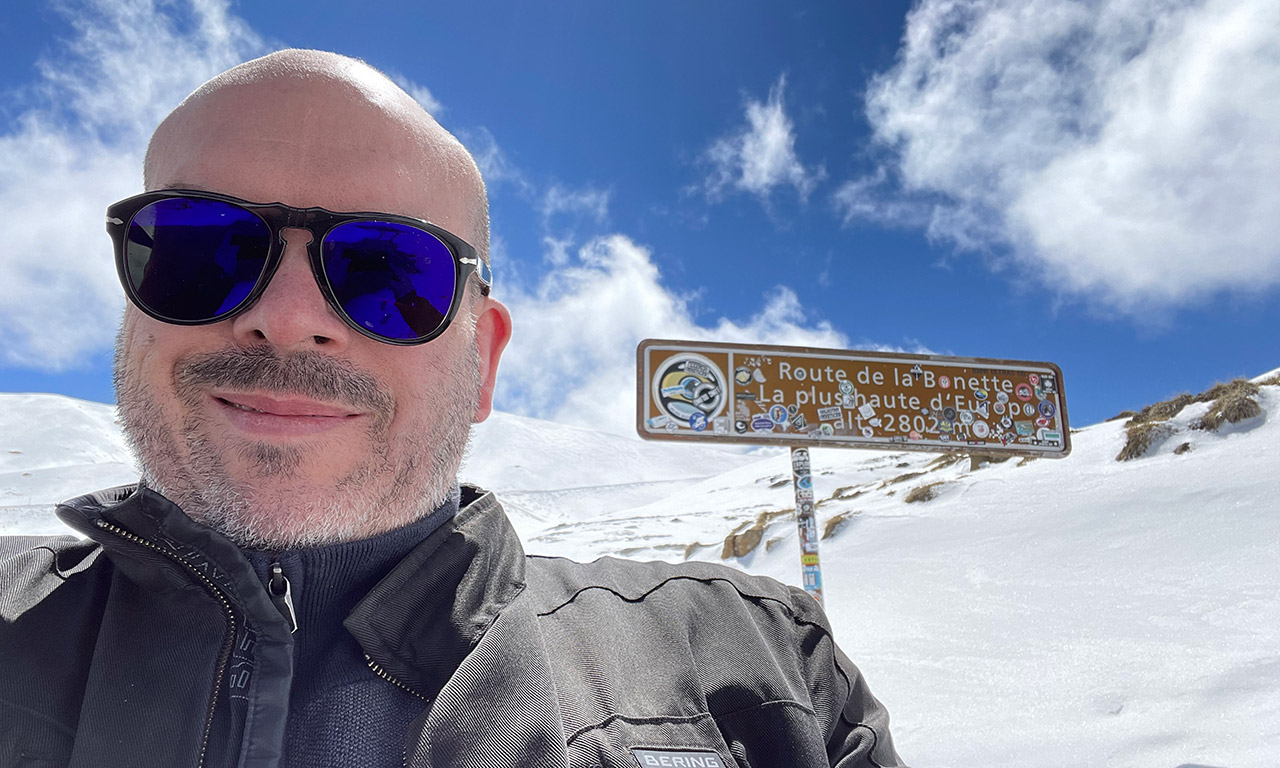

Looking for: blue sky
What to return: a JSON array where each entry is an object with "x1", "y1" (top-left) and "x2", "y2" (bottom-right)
[{"x1": 1, "y1": 0, "x2": 1278, "y2": 437}]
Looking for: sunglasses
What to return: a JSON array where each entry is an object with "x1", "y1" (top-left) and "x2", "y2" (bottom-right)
[{"x1": 106, "y1": 189, "x2": 492, "y2": 345}]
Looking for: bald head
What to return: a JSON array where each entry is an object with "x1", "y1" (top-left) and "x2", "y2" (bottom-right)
[{"x1": 145, "y1": 49, "x2": 489, "y2": 260}]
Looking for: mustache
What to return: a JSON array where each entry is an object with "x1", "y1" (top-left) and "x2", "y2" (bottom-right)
[{"x1": 174, "y1": 346, "x2": 394, "y2": 416}]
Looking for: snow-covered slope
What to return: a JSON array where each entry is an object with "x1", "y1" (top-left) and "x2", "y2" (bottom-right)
[{"x1": 1, "y1": 384, "x2": 1276, "y2": 766}]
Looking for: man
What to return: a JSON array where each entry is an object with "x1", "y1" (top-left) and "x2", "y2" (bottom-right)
[{"x1": 0, "y1": 50, "x2": 904, "y2": 767}]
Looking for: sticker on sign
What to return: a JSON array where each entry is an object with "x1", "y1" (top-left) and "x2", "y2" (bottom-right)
[
  {"x1": 637, "y1": 339, "x2": 1070, "y2": 458},
  {"x1": 817, "y1": 405, "x2": 842, "y2": 422}
]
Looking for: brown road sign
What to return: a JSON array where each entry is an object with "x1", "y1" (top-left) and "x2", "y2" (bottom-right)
[{"x1": 636, "y1": 339, "x2": 1071, "y2": 458}]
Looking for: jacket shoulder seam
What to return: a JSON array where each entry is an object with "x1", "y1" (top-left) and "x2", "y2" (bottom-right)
[{"x1": 565, "y1": 711, "x2": 714, "y2": 748}]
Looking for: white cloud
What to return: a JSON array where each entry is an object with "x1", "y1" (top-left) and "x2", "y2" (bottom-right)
[
  {"x1": 0, "y1": 0, "x2": 453, "y2": 371},
  {"x1": 843, "y1": 0, "x2": 1280, "y2": 315},
  {"x1": 459, "y1": 126, "x2": 534, "y2": 197},
  {"x1": 540, "y1": 183, "x2": 610, "y2": 224},
  {"x1": 497, "y1": 234, "x2": 851, "y2": 437},
  {"x1": 534, "y1": 183, "x2": 611, "y2": 264},
  {"x1": 387, "y1": 73, "x2": 443, "y2": 115},
  {"x1": 703, "y1": 75, "x2": 824, "y2": 204},
  {"x1": 0, "y1": 0, "x2": 268, "y2": 370}
]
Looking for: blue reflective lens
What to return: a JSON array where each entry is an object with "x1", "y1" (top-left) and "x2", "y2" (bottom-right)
[
  {"x1": 321, "y1": 221, "x2": 457, "y2": 340},
  {"x1": 125, "y1": 198, "x2": 270, "y2": 321}
]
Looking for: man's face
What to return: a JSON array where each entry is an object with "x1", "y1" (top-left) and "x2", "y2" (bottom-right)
[{"x1": 115, "y1": 70, "x2": 508, "y2": 548}]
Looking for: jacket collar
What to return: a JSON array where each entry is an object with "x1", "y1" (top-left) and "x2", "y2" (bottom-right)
[
  {"x1": 57, "y1": 483, "x2": 532, "y2": 708},
  {"x1": 342, "y1": 485, "x2": 528, "y2": 702},
  {"x1": 56, "y1": 484, "x2": 285, "y2": 628}
]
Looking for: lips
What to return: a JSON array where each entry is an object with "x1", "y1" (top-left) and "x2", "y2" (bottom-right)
[
  {"x1": 212, "y1": 392, "x2": 362, "y2": 437},
  {"x1": 215, "y1": 392, "x2": 358, "y2": 418}
]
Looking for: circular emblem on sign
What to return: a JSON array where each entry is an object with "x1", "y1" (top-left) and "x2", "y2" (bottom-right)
[
  {"x1": 839, "y1": 379, "x2": 854, "y2": 396},
  {"x1": 939, "y1": 375, "x2": 951, "y2": 389},
  {"x1": 1024, "y1": 403, "x2": 1036, "y2": 417},
  {"x1": 972, "y1": 421, "x2": 990, "y2": 438},
  {"x1": 734, "y1": 366, "x2": 752, "y2": 386},
  {"x1": 1028, "y1": 373, "x2": 1041, "y2": 386},
  {"x1": 1038, "y1": 400, "x2": 1056, "y2": 418},
  {"x1": 993, "y1": 402, "x2": 1006, "y2": 415},
  {"x1": 1015, "y1": 383, "x2": 1034, "y2": 401},
  {"x1": 734, "y1": 420, "x2": 748, "y2": 434},
  {"x1": 942, "y1": 406, "x2": 958, "y2": 422},
  {"x1": 688, "y1": 412, "x2": 708, "y2": 432},
  {"x1": 959, "y1": 410, "x2": 975, "y2": 425},
  {"x1": 908, "y1": 430, "x2": 922, "y2": 440},
  {"x1": 974, "y1": 389, "x2": 989, "y2": 401},
  {"x1": 996, "y1": 391, "x2": 1009, "y2": 404},
  {"x1": 652, "y1": 353, "x2": 727, "y2": 426},
  {"x1": 820, "y1": 423, "x2": 834, "y2": 436},
  {"x1": 859, "y1": 426, "x2": 872, "y2": 438},
  {"x1": 769, "y1": 404, "x2": 789, "y2": 424}
]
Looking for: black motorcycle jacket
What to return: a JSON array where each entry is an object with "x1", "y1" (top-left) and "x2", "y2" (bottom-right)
[{"x1": 0, "y1": 484, "x2": 904, "y2": 767}]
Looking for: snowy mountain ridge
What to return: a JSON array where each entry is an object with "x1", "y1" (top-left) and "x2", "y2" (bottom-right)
[{"x1": 1, "y1": 376, "x2": 1277, "y2": 766}]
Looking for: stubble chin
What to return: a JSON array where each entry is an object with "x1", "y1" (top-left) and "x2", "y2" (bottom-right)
[{"x1": 115, "y1": 337, "x2": 480, "y2": 550}]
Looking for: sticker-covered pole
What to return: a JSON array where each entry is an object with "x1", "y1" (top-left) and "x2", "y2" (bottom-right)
[{"x1": 790, "y1": 446, "x2": 823, "y2": 605}]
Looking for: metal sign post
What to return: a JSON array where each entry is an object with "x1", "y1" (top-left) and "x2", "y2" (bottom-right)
[{"x1": 790, "y1": 446, "x2": 822, "y2": 604}]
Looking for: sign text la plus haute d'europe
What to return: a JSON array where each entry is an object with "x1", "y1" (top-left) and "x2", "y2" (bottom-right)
[{"x1": 758, "y1": 361, "x2": 1019, "y2": 419}]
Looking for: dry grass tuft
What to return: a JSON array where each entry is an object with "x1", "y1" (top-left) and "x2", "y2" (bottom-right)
[
  {"x1": 821, "y1": 510, "x2": 856, "y2": 539},
  {"x1": 682, "y1": 541, "x2": 709, "y2": 560},
  {"x1": 880, "y1": 471, "x2": 927, "y2": 489},
  {"x1": 1108, "y1": 410, "x2": 1138, "y2": 422},
  {"x1": 720, "y1": 509, "x2": 792, "y2": 559},
  {"x1": 1194, "y1": 379, "x2": 1262, "y2": 431},
  {"x1": 1127, "y1": 394, "x2": 1193, "y2": 425},
  {"x1": 904, "y1": 482, "x2": 946, "y2": 503},
  {"x1": 1258, "y1": 373, "x2": 1280, "y2": 387},
  {"x1": 1116, "y1": 421, "x2": 1173, "y2": 461},
  {"x1": 830, "y1": 485, "x2": 866, "y2": 501},
  {"x1": 1173, "y1": 442, "x2": 1193, "y2": 455},
  {"x1": 1017, "y1": 456, "x2": 1038, "y2": 467},
  {"x1": 925, "y1": 453, "x2": 965, "y2": 471}
]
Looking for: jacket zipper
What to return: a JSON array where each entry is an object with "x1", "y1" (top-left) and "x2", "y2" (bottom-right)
[
  {"x1": 364, "y1": 655, "x2": 427, "y2": 768},
  {"x1": 94, "y1": 519, "x2": 236, "y2": 768},
  {"x1": 268, "y1": 561, "x2": 298, "y2": 633}
]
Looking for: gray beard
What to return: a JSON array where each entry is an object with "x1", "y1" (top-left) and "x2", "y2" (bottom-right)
[{"x1": 114, "y1": 335, "x2": 479, "y2": 550}]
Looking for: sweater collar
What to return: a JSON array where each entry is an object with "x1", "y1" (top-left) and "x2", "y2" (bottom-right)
[{"x1": 343, "y1": 485, "x2": 528, "y2": 702}]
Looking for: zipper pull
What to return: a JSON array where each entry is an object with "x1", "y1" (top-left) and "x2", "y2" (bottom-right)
[{"x1": 268, "y1": 561, "x2": 298, "y2": 633}]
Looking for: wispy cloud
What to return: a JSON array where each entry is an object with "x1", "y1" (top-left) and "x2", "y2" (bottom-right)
[
  {"x1": 459, "y1": 126, "x2": 534, "y2": 197},
  {"x1": 0, "y1": 0, "x2": 267, "y2": 370},
  {"x1": 540, "y1": 183, "x2": 610, "y2": 225},
  {"x1": 388, "y1": 72, "x2": 444, "y2": 115},
  {"x1": 701, "y1": 75, "x2": 824, "y2": 205},
  {"x1": 840, "y1": 0, "x2": 1280, "y2": 315},
  {"x1": 0, "y1": 0, "x2": 454, "y2": 371},
  {"x1": 497, "y1": 234, "x2": 852, "y2": 437}
]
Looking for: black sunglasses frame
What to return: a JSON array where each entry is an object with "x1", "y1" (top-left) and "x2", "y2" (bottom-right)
[{"x1": 106, "y1": 189, "x2": 492, "y2": 346}]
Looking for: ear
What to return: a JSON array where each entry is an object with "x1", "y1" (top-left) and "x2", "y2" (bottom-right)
[{"x1": 471, "y1": 296, "x2": 512, "y2": 423}]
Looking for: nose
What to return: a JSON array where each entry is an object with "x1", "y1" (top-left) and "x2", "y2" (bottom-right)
[{"x1": 229, "y1": 228, "x2": 353, "y2": 351}]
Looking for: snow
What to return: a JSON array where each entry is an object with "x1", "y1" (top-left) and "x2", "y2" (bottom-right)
[{"x1": 2, "y1": 386, "x2": 1277, "y2": 766}]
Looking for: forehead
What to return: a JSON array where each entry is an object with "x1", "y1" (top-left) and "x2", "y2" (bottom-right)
[{"x1": 147, "y1": 73, "x2": 477, "y2": 235}]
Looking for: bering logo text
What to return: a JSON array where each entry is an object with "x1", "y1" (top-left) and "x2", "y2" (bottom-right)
[{"x1": 630, "y1": 748, "x2": 726, "y2": 768}]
